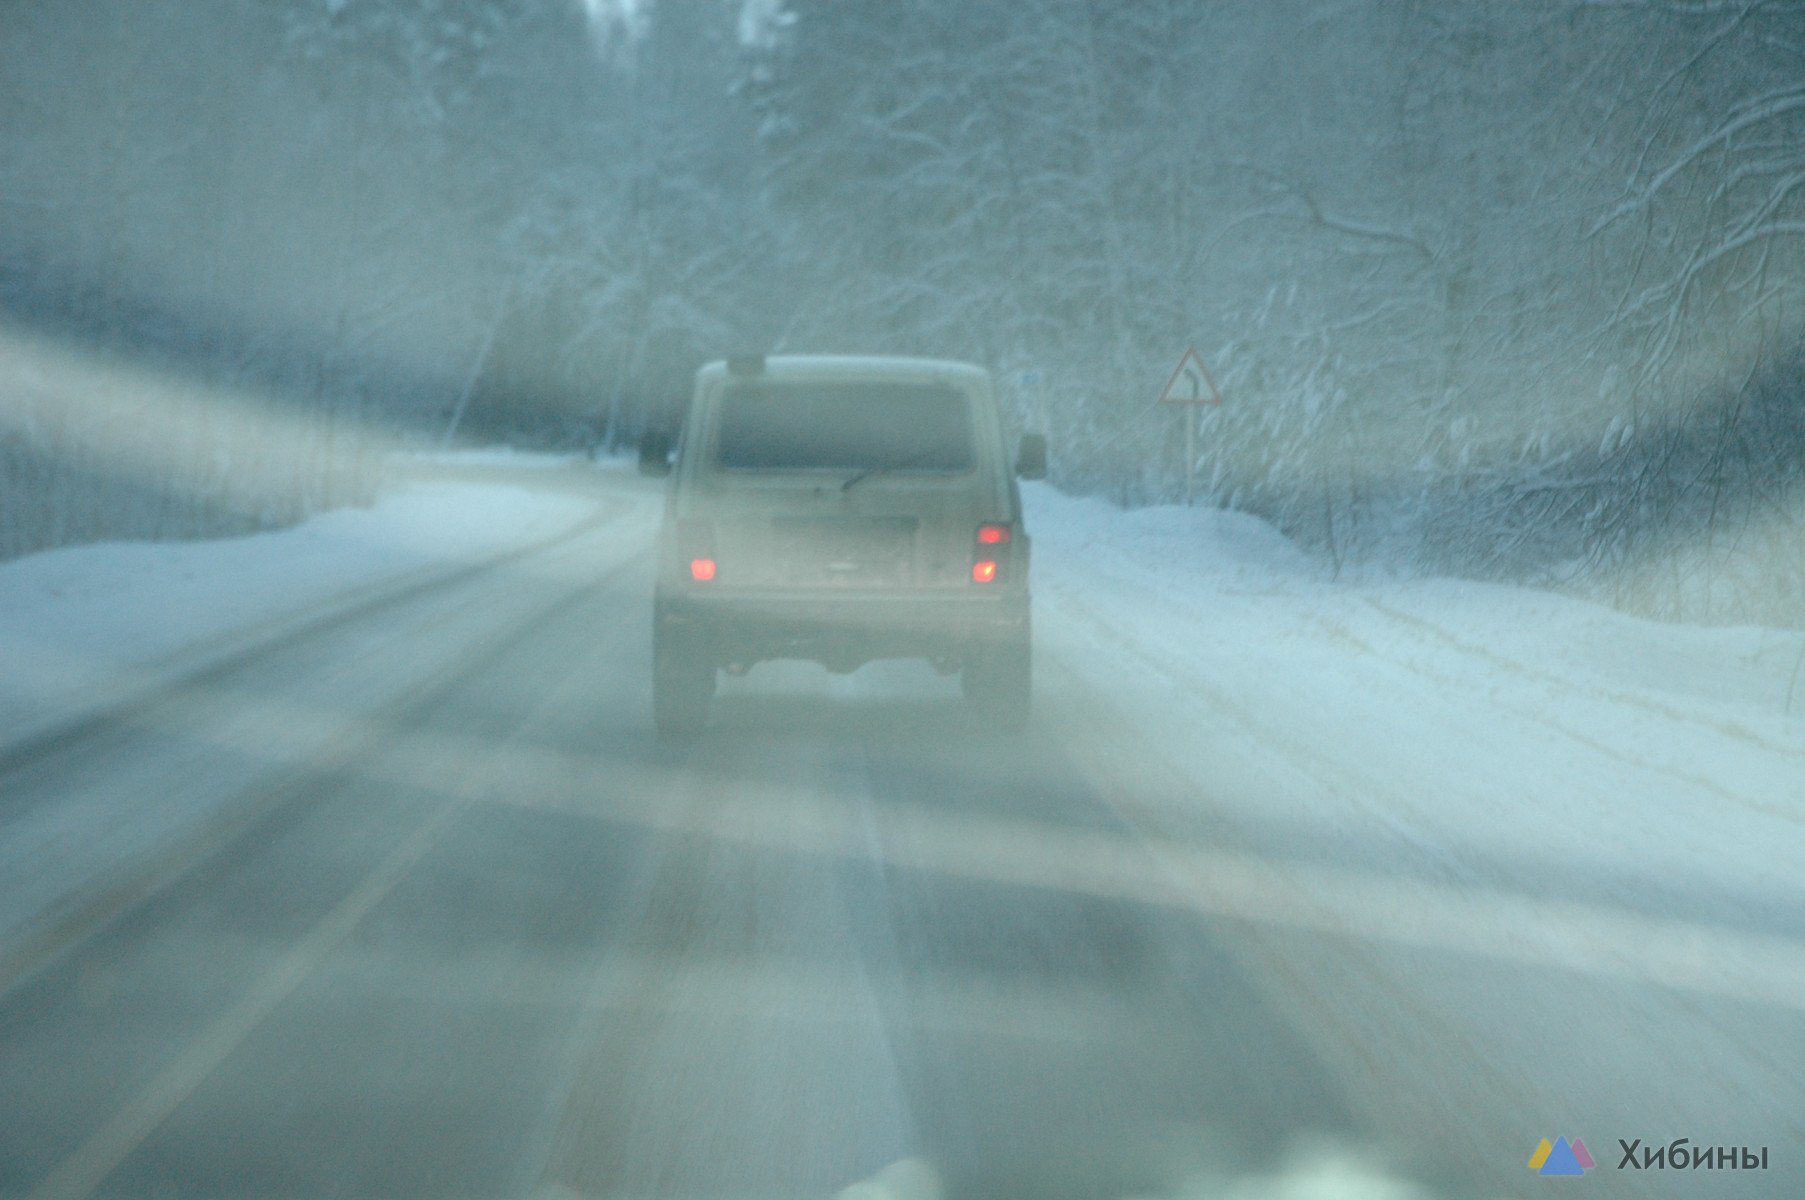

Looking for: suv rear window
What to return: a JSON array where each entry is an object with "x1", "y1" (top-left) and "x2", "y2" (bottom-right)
[{"x1": 714, "y1": 381, "x2": 973, "y2": 471}]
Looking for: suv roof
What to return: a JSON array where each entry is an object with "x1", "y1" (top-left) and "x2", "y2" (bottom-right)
[{"x1": 696, "y1": 354, "x2": 991, "y2": 388}]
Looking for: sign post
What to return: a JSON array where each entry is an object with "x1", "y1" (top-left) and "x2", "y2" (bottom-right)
[
  {"x1": 1157, "y1": 347, "x2": 1223, "y2": 505},
  {"x1": 1013, "y1": 368, "x2": 1049, "y2": 439}
]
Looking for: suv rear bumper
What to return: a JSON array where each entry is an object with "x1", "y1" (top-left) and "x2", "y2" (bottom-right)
[{"x1": 656, "y1": 587, "x2": 1029, "y2": 671}]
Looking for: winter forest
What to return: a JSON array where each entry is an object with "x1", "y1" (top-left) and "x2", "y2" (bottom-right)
[{"x1": 2, "y1": 0, "x2": 1803, "y2": 622}]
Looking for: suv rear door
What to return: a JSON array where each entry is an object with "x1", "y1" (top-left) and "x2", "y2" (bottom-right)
[{"x1": 683, "y1": 370, "x2": 1010, "y2": 593}]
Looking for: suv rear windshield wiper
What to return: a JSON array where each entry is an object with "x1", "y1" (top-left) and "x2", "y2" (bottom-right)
[{"x1": 841, "y1": 446, "x2": 954, "y2": 492}]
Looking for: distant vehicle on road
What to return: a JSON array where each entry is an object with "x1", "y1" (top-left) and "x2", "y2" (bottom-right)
[{"x1": 641, "y1": 354, "x2": 1047, "y2": 739}]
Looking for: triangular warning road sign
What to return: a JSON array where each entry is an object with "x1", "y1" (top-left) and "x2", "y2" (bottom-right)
[{"x1": 1158, "y1": 347, "x2": 1222, "y2": 406}]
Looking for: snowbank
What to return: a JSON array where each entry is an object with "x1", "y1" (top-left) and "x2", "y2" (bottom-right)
[
  {"x1": 1029, "y1": 483, "x2": 1805, "y2": 727},
  {"x1": 0, "y1": 477, "x2": 600, "y2": 747}
]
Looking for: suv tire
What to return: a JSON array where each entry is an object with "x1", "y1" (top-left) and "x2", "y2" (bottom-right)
[{"x1": 653, "y1": 619, "x2": 715, "y2": 741}]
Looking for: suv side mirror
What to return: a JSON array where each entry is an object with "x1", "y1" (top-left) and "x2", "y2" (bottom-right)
[
  {"x1": 1015, "y1": 433, "x2": 1047, "y2": 481},
  {"x1": 638, "y1": 428, "x2": 673, "y2": 477}
]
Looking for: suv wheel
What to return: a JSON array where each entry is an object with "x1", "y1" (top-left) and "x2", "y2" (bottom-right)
[
  {"x1": 962, "y1": 633, "x2": 1031, "y2": 732},
  {"x1": 653, "y1": 620, "x2": 715, "y2": 741}
]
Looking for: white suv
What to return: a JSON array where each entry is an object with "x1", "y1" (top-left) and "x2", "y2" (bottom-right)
[{"x1": 640, "y1": 354, "x2": 1045, "y2": 739}]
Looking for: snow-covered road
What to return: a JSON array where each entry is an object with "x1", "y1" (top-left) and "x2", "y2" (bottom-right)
[
  {"x1": 0, "y1": 458, "x2": 1799, "y2": 1198},
  {"x1": 1029, "y1": 487, "x2": 1805, "y2": 1195}
]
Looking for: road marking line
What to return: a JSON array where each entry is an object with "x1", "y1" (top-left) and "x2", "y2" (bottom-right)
[
  {"x1": 27, "y1": 804, "x2": 458, "y2": 1200},
  {"x1": 22, "y1": 556, "x2": 630, "y2": 1199},
  {"x1": 0, "y1": 546, "x2": 643, "y2": 1007},
  {"x1": 476, "y1": 759, "x2": 1805, "y2": 1015},
  {"x1": 0, "y1": 497, "x2": 629, "y2": 778}
]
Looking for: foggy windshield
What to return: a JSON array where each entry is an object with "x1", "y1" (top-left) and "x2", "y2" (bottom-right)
[
  {"x1": 713, "y1": 381, "x2": 973, "y2": 471},
  {"x1": 3, "y1": 3, "x2": 1804, "y2": 1199}
]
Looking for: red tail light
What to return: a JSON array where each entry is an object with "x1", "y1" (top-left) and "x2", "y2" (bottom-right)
[
  {"x1": 972, "y1": 522, "x2": 1012, "y2": 583},
  {"x1": 677, "y1": 520, "x2": 716, "y2": 583}
]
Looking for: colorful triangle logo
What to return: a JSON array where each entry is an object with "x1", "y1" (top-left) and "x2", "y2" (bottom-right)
[{"x1": 1529, "y1": 1136, "x2": 1594, "y2": 1176}]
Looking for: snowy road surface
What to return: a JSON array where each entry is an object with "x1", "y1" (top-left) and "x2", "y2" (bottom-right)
[{"x1": 0, "y1": 459, "x2": 1800, "y2": 1199}]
